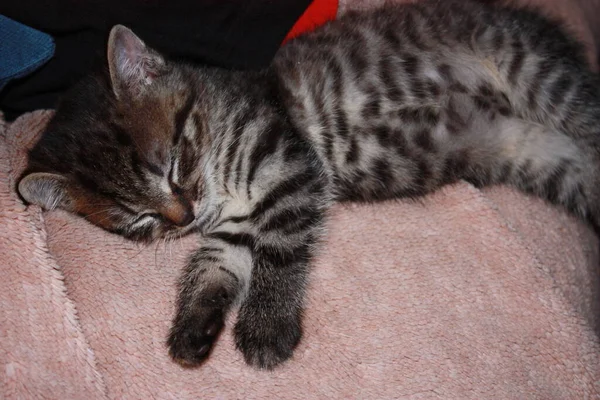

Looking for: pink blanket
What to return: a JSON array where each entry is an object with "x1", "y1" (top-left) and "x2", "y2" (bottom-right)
[{"x1": 2, "y1": 1, "x2": 600, "y2": 398}]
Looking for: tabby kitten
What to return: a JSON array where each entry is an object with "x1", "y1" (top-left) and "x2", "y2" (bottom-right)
[{"x1": 18, "y1": 0, "x2": 600, "y2": 369}]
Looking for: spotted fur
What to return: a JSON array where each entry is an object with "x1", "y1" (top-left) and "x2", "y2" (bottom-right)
[{"x1": 18, "y1": 0, "x2": 600, "y2": 369}]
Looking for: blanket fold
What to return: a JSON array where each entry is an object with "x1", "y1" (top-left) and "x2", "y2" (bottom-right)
[{"x1": 1, "y1": 111, "x2": 107, "y2": 399}]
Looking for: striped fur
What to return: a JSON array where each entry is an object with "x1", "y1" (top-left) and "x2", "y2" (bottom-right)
[{"x1": 19, "y1": 0, "x2": 600, "y2": 369}]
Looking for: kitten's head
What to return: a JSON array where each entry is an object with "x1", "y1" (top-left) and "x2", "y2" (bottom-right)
[{"x1": 18, "y1": 25, "x2": 212, "y2": 242}]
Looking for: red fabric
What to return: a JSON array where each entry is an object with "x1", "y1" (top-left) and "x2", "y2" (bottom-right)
[{"x1": 283, "y1": 0, "x2": 339, "y2": 44}]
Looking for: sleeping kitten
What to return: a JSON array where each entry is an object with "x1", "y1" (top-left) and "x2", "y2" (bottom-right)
[{"x1": 17, "y1": 0, "x2": 600, "y2": 369}]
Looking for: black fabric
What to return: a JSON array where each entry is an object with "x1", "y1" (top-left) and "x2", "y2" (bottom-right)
[{"x1": 0, "y1": 0, "x2": 311, "y2": 120}]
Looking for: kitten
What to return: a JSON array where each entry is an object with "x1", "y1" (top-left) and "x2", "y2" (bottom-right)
[{"x1": 18, "y1": 0, "x2": 600, "y2": 369}]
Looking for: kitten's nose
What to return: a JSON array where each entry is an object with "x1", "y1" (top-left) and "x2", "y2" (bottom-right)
[{"x1": 160, "y1": 198, "x2": 195, "y2": 227}]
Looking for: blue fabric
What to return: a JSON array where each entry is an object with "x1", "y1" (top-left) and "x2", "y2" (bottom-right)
[{"x1": 0, "y1": 15, "x2": 55, "y2": 91}]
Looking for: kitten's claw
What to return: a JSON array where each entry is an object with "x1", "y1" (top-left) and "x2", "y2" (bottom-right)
[
  {"x1": 167, "y1": 308, "x2": 224, "y2": 367},
  {"x1": 234, "y1": 307, "x2": 302, "y2": 370}
]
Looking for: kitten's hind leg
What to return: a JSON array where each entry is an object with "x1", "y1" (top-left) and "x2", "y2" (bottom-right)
[{"x1": 453, "y1": 110, "x2": 600, "y2": 229}]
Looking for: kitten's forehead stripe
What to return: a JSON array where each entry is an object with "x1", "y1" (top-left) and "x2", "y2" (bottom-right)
[
  {"x1": 173, "y1": 89, "x2": 196, "y2": 147},
  {"x1": 179, "y1": 137, "x2": 197, "y2": 179}
]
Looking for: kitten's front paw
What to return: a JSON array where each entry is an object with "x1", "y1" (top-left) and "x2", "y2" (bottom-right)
[
  {"x1": 168, "y1": 284, "x2": 233, "y2": 367},
  {"x1": 234, "y1": 306, "x2": 302, "y2": 370},
  {"x1": 167, "y1": 307, "x2": 224, "y2": 367}
]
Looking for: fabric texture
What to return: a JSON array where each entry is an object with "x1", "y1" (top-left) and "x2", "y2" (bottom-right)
[
  {"x1": 0, "y1": 15, "x2": 54, "y2": 91},
  {"x1": 0, "y1": 0, "x2": 311, "y2": 121},
  {"x1": 1, "y1": 0, "x2": 600, "y2": 398}
]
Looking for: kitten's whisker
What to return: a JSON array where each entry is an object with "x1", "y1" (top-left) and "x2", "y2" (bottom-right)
[
  {"x1": 154, "y1": 237, "x2": 163, "y2": 271},
  {"x1": 75, "y1": 202, "x2": 115, "y2": 207},
  {"x1": 83, "y1": 207, "x2": 119, "y2": 219},
  {"x1": 91, "y1": 214, "x2": 118, "y2": 225},
  {"x1": 127, "y1": 242, "x2": 149, "y2": 260},
  {"x1": 162, "y1": 237, "x2": 170, "y2": 266},
  {"x1": 167, "y1": 236, "x2": 174, "y2": 261}
]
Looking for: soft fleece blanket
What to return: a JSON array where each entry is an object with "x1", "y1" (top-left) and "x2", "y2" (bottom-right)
[{"x1": 2, "y1": 1, "x2": 600, "y2": 399}]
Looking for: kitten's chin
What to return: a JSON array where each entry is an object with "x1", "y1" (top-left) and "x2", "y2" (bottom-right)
[{"x1": 161, "y1": 223, "x2": 200, "y2": 241}]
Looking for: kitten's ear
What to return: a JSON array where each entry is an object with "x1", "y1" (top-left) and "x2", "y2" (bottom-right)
[
  {"x1": 18, "y1": 173, "x2": 74, "y2": 211},
  {"x1": 107, "y1": 24, "x2": 166, "y2": 98}
]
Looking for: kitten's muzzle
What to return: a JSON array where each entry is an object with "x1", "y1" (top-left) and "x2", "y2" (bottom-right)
[{"x1": 159, "y1": 196, "x2": 195, "y2": 228}]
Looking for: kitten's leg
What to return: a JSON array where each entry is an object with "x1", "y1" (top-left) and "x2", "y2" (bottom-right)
[
  {"x1": 233, "y1": 240, "x2": 314, "y2": 370},
  {"x1": 439, "y1": 93, "x2": 600, "y2": 228},
  {"x1": 465, "y1": 119, "x2": 596, "y2": 219},
  {"x1": 233, "y1": 171, "x2": 328, "y2": 369},
  {"x1": 168, "y1": 169, "x2": 328, "y2": 369},
  {"x1": 167, "y1": 239, "x2": 251, "y2": 366},
  {"x1": 449, "y1": 32, "x2": 600, "y2": 224}
]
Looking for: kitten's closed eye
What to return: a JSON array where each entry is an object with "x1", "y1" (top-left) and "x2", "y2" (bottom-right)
[{"x1": 133, "y1": 212, "x2": 161, "y2": 225}]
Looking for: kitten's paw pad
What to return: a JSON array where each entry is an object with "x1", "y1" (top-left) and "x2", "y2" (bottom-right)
[
  {"x1": 167, "y1": 309, "x2": 224, "y2": 367},
  {"x1": 234, "y1": 313, "x2": 302, "y2": 370}
]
